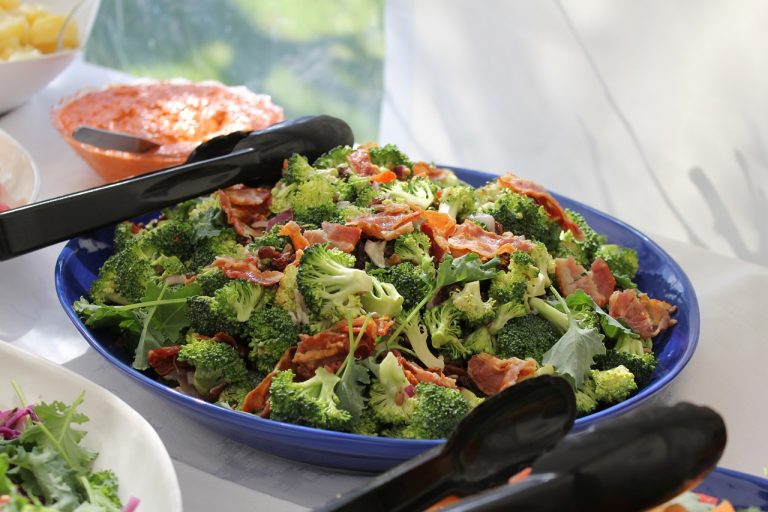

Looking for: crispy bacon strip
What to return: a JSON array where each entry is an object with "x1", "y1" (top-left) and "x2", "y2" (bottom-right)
[
  {"x1": 255, "y1": 245, "x2": 295, "y2": 270},
  {"x1": 467, "y1": 353, "x2": 537, "y2": 396},
  {"x1": 412, "y1": 161, "x2": 455, "y2": 183},
  {"x1": 347, "y1": 147, "x2": 379, "y2": 177},
  {"x1": 554, "y1": 256, "x2": 616, "y2": 308},
  {"x1": 278, "y1": 220, "x2": 309, "y2": 251},
  {"x1": 321, "y1": 222, "x2": 362, "y2": 253},
  {"x1": 218, "y1": 185, "x2": 272, "y2": 239},
  {"x1": 212, "y1": 255, "x2": 284, "y2": 286},
  {"x1": 147, "y1": 345, "x2": 182, "y2": 377},
  {"x1": 347, "y1": 204, "x2": 421, "y2": 240},
  {"x1": 420, "y1": 210, "x2": 456, "y2": 260},
  {"x1": 447, "y1": 221, "x2": 534, "y2": 260},
  {"x1": 608, "y1": 289, "x2": 677, "y2": 339},
  {"x1": 242, "y1": 348, "x2": 296, "y2": 415},
  {"x1": 292, "y1": 316, "x2": 393, "y2": 380},
  {"x1": 498, "y1": 173, "x2": 584, "y2": 240},
  {"x1": 396, "y1": 354, "x2": 458, "y2": 389}
]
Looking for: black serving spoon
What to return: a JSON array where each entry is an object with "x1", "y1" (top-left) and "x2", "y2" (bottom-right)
[
  {"x1": 319, "y1": 375, "x2": 577, "y2": 512},
  {"x1": 0, "y1": 115, "x2": 353, "y2": 261},
  {"x1": 438, "y1": 402, "x2": 727, "y2": 512}
]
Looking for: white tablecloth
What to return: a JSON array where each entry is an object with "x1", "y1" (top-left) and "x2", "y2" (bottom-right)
[{"x1": 1, "y1": 58, "x2": 766, "y2": 511}]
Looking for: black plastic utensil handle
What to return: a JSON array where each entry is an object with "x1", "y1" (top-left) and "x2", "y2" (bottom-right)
[{"x1": 0, "y1": 115, "x2": 353, "y2": 260}]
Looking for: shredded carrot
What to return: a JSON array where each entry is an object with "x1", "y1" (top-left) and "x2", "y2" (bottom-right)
[
  {"x1": 278, "y1": 221, "x2": 309, "y2": 251},
  {"x1": 371, "y1": 169, "x2": 397, "y2": 183},
  {"x1": 425, "y1": 495, "x2": 462, "y2": 512}
]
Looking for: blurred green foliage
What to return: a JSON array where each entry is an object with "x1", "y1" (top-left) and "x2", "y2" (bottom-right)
[{"x1": 84, "y1": 0, "x2": 384, "y2": 141}]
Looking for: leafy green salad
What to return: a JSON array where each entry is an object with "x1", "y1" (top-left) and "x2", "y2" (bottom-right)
[
  {"x1": 0, "y1": 384, "x2": 134, "y2": 512},
  {"x1": 73, "y1": 144, "x2": 677, "y2": 439}
]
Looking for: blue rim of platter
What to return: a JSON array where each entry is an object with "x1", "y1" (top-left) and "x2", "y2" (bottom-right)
[
  {"x1": 54, "y1": 165, "x2": 700, "y2": 472},
  {"x1": 696, "y1": 467, "x2": 768, "y2": 509}
]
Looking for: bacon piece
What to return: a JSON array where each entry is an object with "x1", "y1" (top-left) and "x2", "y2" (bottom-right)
[
  {"x1": 347, "y1": 204, "x2": 421, "y2": 240},
  {"x1": 303, "y1": 229, "x2": 329, "y2": 246},
  {"x1": 212, "y1": 255, "x2": 284, "y2": 286},
  {"x1": 278, "y1": 220, "x2": 309, "y2": 251},
  {"x1": 608, "y1": 289, "x2": 677, "y2": 339},
  {"x1": 420, "y1": 210, "x2": 457, "y2": 260},
  {"x1": 147, "y1": 345, "x2": 181, "y2": 377},
  {"x1": 292, "y1": 316, "x2": 393, "y2": 380},
  {"x1": 412, "y1": 161, "x2": 455, "y2": 183},
  {"x1": 554, "y1": 256, "x2": 616, "y2": 307},
  {"x1": 347, "y1": 147, "x2": 379, "y2": 177},
  {"x1": 396, "y1": 354, "x2": 458, "y2": 389},
  {"x1": 218, "y1": 185, "x2": 272, "y2": 239},
  {"x1": 447, "y1": 221, "x2": 534, "y2": 260},
  {"x1": 266, "y1": 208, "x2": 293, "y2": 230},
  {"x1": 467, "y1": 353, "x2": 537, "y2": 395},
  {"x1": 498, "y1": 173, "x2": 584, "y2": 240},
  {"x1": 242, "y1": 348, "x2": 296, "y2": 414},
  {"x1": 321, "y1": 222, "x2": 362, "y2": 253},
  {"x1": 256, "y1": 245, "x2": 295, "y2": 271}
]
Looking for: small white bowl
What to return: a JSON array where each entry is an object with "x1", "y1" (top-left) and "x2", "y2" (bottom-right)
[
  {"x1": 0, "y1": 128, "x2": 40, "y2": 208},
  {"x1": 0, "y1": 0, "x2": 101, "y2": 114},
  {"x1": 0, "y1": 341, "x2": 183, "y2": 511}
]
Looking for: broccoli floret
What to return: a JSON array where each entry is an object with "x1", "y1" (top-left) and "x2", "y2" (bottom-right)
[
  {"x1": 399, "y1": 382, "x2": 471, "y2": 439},
  {"x1": 297, "y1": 244, "x2": 373, "y2": 322},
  {"x1": 437, "y1": 185, "x2": 476, "y2": 220},
  {"x1": 214, "y1": 279, "x2": 271, "y2": 322},
  {"x1": 594, "y1": 350, "x2": 657, "y2": 389},
  {"x1": 591, "y1": 365, "x2": 637, "y2": 404},
  {"x1": 177, "y1": 336, "x2": 249, "y2": 397},
  {"x1": 451, "y1": 280, "x2": 496, "y2": 326},
  {"x1": 384, "y1": 177, "x2": 436, "y2": 209},
  {"x1": 269, "y1": 181, "x2": 297, "y2": 214},
  {"x1": 495, "y1": 313, "x2": 561, "y2": 362},
  {"x1": 194, "y1": 267, "x2": 231, "y2": 296},
  {"x1": 555, "y1": 210, "x2": 606, "y2": 267},
  {"x1": 112, "y1": 221, "x2": 140, "y2": 252},
  {"x1": 248, "y1": 225, "x2": 290, "y2": 251},
  {"x1": 393, "y1": 231, "x2": 433, "y2": 268},
  {"x1": 338, "y1": 173, "x2": 379, "y2": 208},
  {"x1": 424, "y1": 302, "x2": 470, "y2": 360},
  {"x1": 216, "y1": 373, "x2": 261, "y2": 410},
  {"x1": 188, "y1": 228, "x2": 245, "y2": 271},
  {"x1": 484, "y1": 191, "x2": 562, "y2": 251},
  {"x1": 88, "y1": 256, "x2": 125, "y2": 305},
  {"x1": 595, "y1": 244, "x2": 639, "y2": 289},
  {"x1": 275, "y1": 264, "x2": 308, "y2": 324},
  {"x1": 146, "y1": 218, "x2": 195, "y2": 261},
  {"x1": 362, "y1": 276, "x2": 404, "y2": 318},
  {"x1": 402, "y1": 315, "x2": 445, "y2": 370},
  {"x1": 370, "y1": 263, "x2": 433, "y2": 311},
  {"x1": 368, "y1": 144, "x2": 412, "y2": 170},
  {"x1": 282, "y1": 154, "x2": 317, "y2": 185},
  {"x1": 186, "y1": 295, "x2": 242, "y2": 337},
  {"x1": 291, "y1": 178, "x2": 339, "y2": 226},
  {"x1": 488, "y1": 302, "x2": 528, "y2": 334},
  {"x1": 313, "y1": 145, "x2": 354, "y2": 169},
  {"x1": 269, "y1": 368, "x2": 352, "y2": 431},
  {"x1": 465, "y1": 326, "x2": 494, "y2": 355},
  {"x1": 369, "y1": 352, "x2": 416, "y2": 426},
  {"x1": 575, "y1": 378, "x2": 598, "y2": 416},
  {"x1": 351, "y1": 406, "x2": 381, "y2": 436},
  {"x1": 246, "y1": 306, "x2": 300, "y2": 374},
  {"x1": 614, "y1": 332, "x2": 646, "y2": 356}
]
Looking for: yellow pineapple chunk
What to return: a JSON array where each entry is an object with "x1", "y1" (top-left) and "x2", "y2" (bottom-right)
[{"x1": 30, "y1": 13, "x2": 78, "y2": 53}]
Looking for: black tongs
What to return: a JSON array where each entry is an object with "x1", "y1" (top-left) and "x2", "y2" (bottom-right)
[
  {"x1": 0, "y1": 115, "x2": 353, "y2": 261},
  {"x1": 321, "y1": 377, "x2": 726, "y2": 512}
]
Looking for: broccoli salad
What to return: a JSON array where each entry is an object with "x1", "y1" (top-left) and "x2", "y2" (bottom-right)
[
  {"x1": 0, "y1": 384, "x2": 136, "y2": 512},
  {"x1": 73, "y1": 144, "x2": 677, "y2": 439}
]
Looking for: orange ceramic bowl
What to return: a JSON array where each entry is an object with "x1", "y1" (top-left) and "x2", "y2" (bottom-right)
[{"x1": 52, "y1": 80, "x2": 284, "y2": 182}]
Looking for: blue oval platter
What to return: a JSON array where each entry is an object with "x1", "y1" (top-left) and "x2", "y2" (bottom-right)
[
  {"x1": 55, "y1": 166, "x2": 700, "y2": 472},
  {"x1": 696, "y1": 467, "x2": 768, "y2": 510}
]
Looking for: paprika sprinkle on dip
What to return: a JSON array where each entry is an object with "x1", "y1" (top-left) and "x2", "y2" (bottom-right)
[{"x1": 52, "y1": 81, "x2": 284, "y2": 182}]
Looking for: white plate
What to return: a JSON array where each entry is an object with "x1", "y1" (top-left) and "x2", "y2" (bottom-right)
[
  {"x1": 0, "y1": 128, "x2": 40, "y2": 208},
  {"x1": 0, "y1": 341, "x2": 183, "y2": 512}
]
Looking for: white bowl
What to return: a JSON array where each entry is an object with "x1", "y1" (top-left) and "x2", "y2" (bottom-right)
[
  {"x1": 0, "y1": 127, "x2": 40, "y2": 208},
  {"x1": 0, "y1": 341, "x2": 183, "y2": 511},
  {"x1": 0, "y1": 0, "x2": 101, "y2": 114}
]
